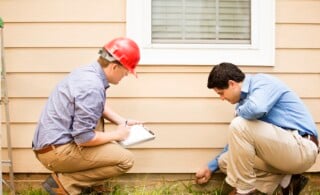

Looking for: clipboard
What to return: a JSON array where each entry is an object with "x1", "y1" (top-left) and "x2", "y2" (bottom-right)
[{"x1": 120, "y1": 125, "x2": 155, "y2": 147}]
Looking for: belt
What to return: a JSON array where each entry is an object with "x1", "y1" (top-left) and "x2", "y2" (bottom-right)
[
  {"x1": 302, "y1": 134, "x2": 319, "y2": 147},
  {"x1": 34, "y1": 145, "x2": 64, "y2": 154}
]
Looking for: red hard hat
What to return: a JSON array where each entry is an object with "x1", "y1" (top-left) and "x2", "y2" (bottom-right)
[{"x1": 104, "y1": 37, "x2": 140, "y2": 75}]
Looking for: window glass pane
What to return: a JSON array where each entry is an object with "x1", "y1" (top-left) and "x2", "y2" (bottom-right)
[{"x1": 152, "y1": 0, "x2": 251, "y2": 44}]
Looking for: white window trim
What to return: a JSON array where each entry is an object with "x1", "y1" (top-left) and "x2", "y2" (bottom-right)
[{"x1": 127, "y1": 0, "x2": 275, "y2": 66}]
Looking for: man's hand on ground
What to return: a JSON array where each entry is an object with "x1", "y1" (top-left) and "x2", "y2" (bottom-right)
[{"x1": 195, "y1": 166, "x2": 212, "y2": 184}]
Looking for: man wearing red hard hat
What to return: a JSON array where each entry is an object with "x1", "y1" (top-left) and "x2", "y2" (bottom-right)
[{"x1": 32, "y1": 37, "x2": 142, "y2": 194}]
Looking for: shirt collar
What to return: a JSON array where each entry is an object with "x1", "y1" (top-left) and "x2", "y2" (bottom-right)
[
  {"x1": 93, "y1": 61, "x2": 110, "y2": 89},
  {"x1": 240, "y1": 74, "x2": 252, "y2": 100}
]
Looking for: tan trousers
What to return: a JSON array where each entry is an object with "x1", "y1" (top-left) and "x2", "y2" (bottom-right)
[
  {"x1": 218, "y1": 117, "x2": 318, "y2": 194},
  {"x1": 35, "y1": 142, "x2": 134, "y2": 195}
]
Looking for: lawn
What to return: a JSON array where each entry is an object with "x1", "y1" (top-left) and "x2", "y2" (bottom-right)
[{"x1": 3, "y1": 173, "x2": 320, "y2": 194}]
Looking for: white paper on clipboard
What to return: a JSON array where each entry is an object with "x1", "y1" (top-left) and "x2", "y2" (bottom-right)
[{"x1": 120, "y1": 125, "x2": 155, "y2": 147}]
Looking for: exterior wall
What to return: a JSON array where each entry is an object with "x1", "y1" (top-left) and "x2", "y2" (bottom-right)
[{"x1": 1, "y1": 0, "x2": 320, "y2": 173}]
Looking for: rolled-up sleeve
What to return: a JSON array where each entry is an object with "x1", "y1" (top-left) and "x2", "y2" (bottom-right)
[{"x1": 72, "y1": 88, "x2": 105, "y2": 144}]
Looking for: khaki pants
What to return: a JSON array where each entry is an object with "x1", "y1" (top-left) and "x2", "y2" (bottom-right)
[
  {"x1": 35, "y1": 142, "x2": 134, "y2": 195},
  {"x1": 218, "y1": 117, "x2": 318, "y2": 194}
]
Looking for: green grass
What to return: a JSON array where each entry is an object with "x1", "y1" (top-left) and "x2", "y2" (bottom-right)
[
  {"x1": 3, "y1": 187, "x2": 48, "y2": 195},
  {"x1": 85, "y1": 180, "x2": 223, "y2": 195},
  {"x1": 11, "y1": 183, "x2": 320, "y2": 195},
  {"x1": 9, "y1": 181, "x2": 223, "y2": 195},
  {"x1": 5, "y1": 177, "x2": 320, "y2": 195}
]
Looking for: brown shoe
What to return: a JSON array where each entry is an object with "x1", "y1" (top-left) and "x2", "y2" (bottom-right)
[
  {"x1": 42, "y1": 173, "x2": 68, "y2": 195},
  {"x1": 281, "y1": 174, "x2": 309, "y2": 195}
]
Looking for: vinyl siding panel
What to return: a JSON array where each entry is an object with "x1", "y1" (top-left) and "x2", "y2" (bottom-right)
[
  {"x1": 0, "y1": 0, "x2": 126, "y2": 22},
  {"x1": 2, "y1": 123, "x2": 320, "y2": 149},
  {"x1": 1, "y1": 124, "x2": 229, "y2": 148},
  {"x1": 276, "y1": 24, "x2": 320, "y2": 48},
  {"x1": 3, "y1": 149, "x2": 320, "y2": 173},
  {"x1": 4, "y1": 23, "x2": 125, "y2": 47},
  {"x1": 2, "y1": 98, "x2": 320, "y2": 124},
  {"x1": 1, "y1": 0, "x2": 320, "y2": 174},
  {"x1": 277, "y1": 0, "x2": 320, "y2": 24},
  {"x1": 5, "y1": 73, "x2": 320, "y2": 98},
  {"x1": 2, "y1": 149, "x2": 222, "y2": 173},
  {"x1": 5, "y1": 48, "x2": 320, "y2": 73}
]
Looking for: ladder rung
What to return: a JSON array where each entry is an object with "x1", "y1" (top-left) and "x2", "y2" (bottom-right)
[{"x1": 1, "y1": 160, "x2": 12, "y2": 166}]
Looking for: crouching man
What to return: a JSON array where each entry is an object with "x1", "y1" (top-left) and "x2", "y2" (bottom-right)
[
  {"x1": 195, "y1": 63, "x2": 318, "y2": 195},
  {"x1": 33, "y1": 37, "x2": 142, "y2": 195}
]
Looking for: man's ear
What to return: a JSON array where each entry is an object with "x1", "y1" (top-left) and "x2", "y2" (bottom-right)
[
  {"x1": 228, "y1": 80, "x2": 237, "y2": 87},
  {"x1": 110, "y1": 62, "x2": 118, "y2": 71}
]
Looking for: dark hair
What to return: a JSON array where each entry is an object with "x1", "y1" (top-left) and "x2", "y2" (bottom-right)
[{"x1": 207, "y1": 62, "x2": 245, "y2": 89}]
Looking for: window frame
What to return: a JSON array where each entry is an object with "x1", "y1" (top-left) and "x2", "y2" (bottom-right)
[{"x1": 126, "y1": 0, "x2": 275, "y2": 66}]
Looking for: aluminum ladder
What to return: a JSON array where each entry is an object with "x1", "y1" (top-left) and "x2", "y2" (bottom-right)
[{"x1": 0, "y1": 17, "x2": 16, "y2": 195}]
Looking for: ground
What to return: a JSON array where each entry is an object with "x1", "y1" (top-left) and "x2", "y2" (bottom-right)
[{"x1": 2, "y1": 173, "x2": 320, "y2": 194}]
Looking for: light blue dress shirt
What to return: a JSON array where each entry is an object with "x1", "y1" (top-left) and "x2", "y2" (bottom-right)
[
  {"x1": 208, "y1": 73, "x2": 318, "y2": 172},
  {"x1": 33, "y1": 61, "x2": 110, "y2": 149}
]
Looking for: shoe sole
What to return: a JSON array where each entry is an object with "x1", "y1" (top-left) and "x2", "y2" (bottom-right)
[
  {"x1": 42, "y1": 181, "x2": 57, "y2": 195},
  {"x1": 293, "y1": 176, "x2": 309, "y2": 195},
  {"x1": 42, "y1": 173, "x2": 68, "y2": 195}
]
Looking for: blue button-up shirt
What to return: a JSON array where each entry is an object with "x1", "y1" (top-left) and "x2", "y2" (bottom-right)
[
  {"x1": 208, "y1": 73, "x2": 318, "y2": 172},
  {"x1": 33, "y1": 61, "x2": 109, "y2": 149}
]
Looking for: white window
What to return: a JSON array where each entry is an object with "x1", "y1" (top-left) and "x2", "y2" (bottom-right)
[{"x1": 127, "y1": 0, "x2": 275, "y2": 66}]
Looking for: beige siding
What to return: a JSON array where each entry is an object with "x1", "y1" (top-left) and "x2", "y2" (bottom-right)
[
  {"x1": 0, "y1": 0, "x2": 126, "y2": 22},
  {"x1": 277, "y1": 0, "x2": 320, "y2": 24},
  {"x1": 2, "y1": 99, "x2": 320, "y2": 124},
  {"x1": 4, "y1": 73, "x2": 320, "y2": 98},
  {"x1": 4, "y1": 23, "x2": 125, "y2": 47},
  {"x1": 2, "y1": 149, "x2": 223, "y2": 173},
  {"x1": 276, "y1": 24, "x2": 320, "y2": 48},
  {"x1": 4, "y1": 48, "x2": 320, "y2": 73},
  {"x1": 1, "y1": 0, "x2": 320, "y2": 174}
]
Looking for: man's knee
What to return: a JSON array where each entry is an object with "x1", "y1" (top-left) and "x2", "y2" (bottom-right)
[
  {"x1": 118, "y1": 150, "x2": 134, "y2": 172},
  {"x1": 229, "y1": 116, "x2": 256, "y2": 135},
  {"x1": 229, "y1": 116, "x2": 248, "y2": 132}
]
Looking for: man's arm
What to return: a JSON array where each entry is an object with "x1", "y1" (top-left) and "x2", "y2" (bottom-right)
[
  {"x1": 195, "y1": 145, "x2": 228, "y2": 184},
  {"x1": 103, "y1": 102, "x2": 143, "y2": 126},
  {"x1": 237, "y1": 76, "x2": 285, "y2": 120},
  {"x1": 79, "y1": 125, "x2": 130, "y2": 146},
  {"x1": 102, "y1": 103, "x2": 127, "y2": 125},
  {"x1": 208, "y1": 145, "x2": 228, "y2": 171}
]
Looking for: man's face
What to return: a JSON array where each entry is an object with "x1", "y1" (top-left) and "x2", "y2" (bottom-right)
[{"x1": 213, "y1": 80, "x2": 241, "y2": 104}]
